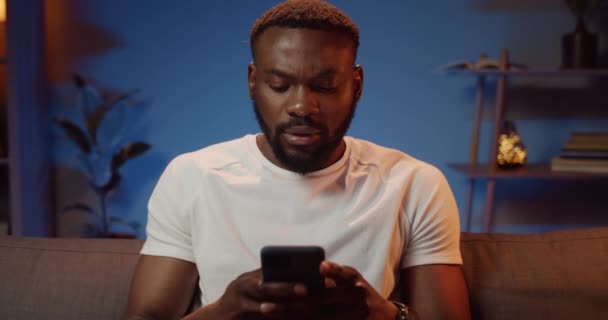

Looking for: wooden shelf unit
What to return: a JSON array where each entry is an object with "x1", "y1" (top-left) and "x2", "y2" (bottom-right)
[
  {"x1": 443, "y1": 69, "x2": 608, "y2": 77},
  {"x1": 445, "y1": 49, "x2": 608, "y2": 233},
  {"x1": 448, "y1": 163, "x2": 608, "y2": 179},
  {"x1": 0, "y1": 54, "x2": 6, "y2": 235}
]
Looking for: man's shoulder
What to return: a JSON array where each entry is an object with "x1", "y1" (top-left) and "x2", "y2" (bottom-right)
[
  {"x1": 169, "y1": 134, "x2": 254, "y2": 173},
  {"x1": 347, "y1": 136, "x2": 421, "y2": 167},
  {"x1": 347, "y1": 137, "x2": 444, "y2": 182}
]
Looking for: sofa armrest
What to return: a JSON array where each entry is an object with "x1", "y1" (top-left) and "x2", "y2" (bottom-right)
[
  {"x1": 460, "y1": 227, "x2": 608, "y2": 320},
  {"x1": 0, "y1": 236, "x2": 143, "y2": 320}
]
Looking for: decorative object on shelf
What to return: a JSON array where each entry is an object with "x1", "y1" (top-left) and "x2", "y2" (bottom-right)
[
  {"x1": 55, "y1": 74, "x2": 151, "y2": 238},
  {"x1": 561, "y1": 0, "x2": 605, "y2": 69},
  {"x1": 0, "y1": 0, "x2": 5, "y2": 23},
  {"x1": 436, "y1": 52, "x2": 528, "y2": 72},
  {"x1": 496, "y1": 120, "x2": 527, "y2": 169}
]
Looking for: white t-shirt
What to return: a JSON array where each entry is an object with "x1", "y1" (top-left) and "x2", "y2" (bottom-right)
[{"x1": 141, "y1": 134, "x2": 462, "y2": 306}]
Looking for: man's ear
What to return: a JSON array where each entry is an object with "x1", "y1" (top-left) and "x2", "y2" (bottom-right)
[
  {"x1": 353, "y1": 65, "x2": 364, "y2": 102},
  {"x1": 248, "y1": 62, "x2": 256, "y2": 99}
]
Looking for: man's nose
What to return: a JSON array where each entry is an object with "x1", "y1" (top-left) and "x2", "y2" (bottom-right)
[{"x1": 286, "y1": 86, "x2": 319, "y2": 118}]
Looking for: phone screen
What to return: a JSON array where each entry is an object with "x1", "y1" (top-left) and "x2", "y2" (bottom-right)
[{"x1": 261, "y1": 245, "x2": 325, "y2": 293}]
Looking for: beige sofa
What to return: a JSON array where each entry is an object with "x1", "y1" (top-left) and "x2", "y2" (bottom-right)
[{"x1": 1, "y1": 227, "x2": 607, "y2": 319}]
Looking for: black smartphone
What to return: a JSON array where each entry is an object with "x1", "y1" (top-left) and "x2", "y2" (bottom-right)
[{"x1": 261, "y1": 245, "x2": 325, "y2": 294}]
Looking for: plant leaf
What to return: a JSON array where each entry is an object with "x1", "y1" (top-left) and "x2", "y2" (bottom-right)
[
  {"x1": 109, "y1": 216, "x2": 124, "y2": 223},
  {"x1": 100, "y1": 172, "x2": 122, "y2": 195},
  {"x1": 55, "y1": 118, "x2": 91, "y2": 154},
  {"x1": 85, "y1": 89, "x2": 141, "y2": 145},
  {"x1": 85, "y1": 104, "x2": 111, "y2": 145},
  {"x1": 111, "y1": 142, "x2": 151, "y2": 172},
  {"x1": 128, "y1": 221, "x2": 142, "y2": 230},
  {"x1": 108, "y1": 217, "x2": 141, "y2": 233},
  {"x1": 107, "y1": 216, "x2": 140, "y2": 231},
  {"x1": 63, "y1": 202, "x2": 95, "y2": 214}
]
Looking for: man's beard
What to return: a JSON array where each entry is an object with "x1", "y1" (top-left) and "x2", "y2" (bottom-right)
[{"x1": 253, "y1": 100, "x2": 356, "y2": 175}]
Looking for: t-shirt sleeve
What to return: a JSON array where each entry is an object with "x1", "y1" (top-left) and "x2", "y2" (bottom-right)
[
  {"x1": 400, "y1": 165, "x2": 463, "y2": 269},
  {"x1": 140, "y1": 155, "x2": 196, "y2": 263}
]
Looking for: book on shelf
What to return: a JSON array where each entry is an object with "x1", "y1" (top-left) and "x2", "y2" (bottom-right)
[
  {"x1": 560, "y1": 131, "x2": 608, "y2": 156},
  {"x1": 550, "y1": 157, "x2": 608, "y2": 173},
  {"x1": 566, "y1": 131, "x2": 608, "y2": 143},
  {"x1": 560, "y1": 150, "x2": 608, "y2": 159},
  {"x1": 562, "y1": 144, "x2": 608, "y2": 152},
  {"x1": 569, "y1": 131, "x2": 608, "y2": 139},
  {"x1": 552, "y1": 132, "x2": 608, "y2": 173}
]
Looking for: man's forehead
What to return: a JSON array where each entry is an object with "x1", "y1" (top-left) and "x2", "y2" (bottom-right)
[
  {"x1": 255, "y1": 26, "x2": 355, "y2": 55},
  {"x1": 254, "y1": 26, "x2": 355, "y2": 72}
]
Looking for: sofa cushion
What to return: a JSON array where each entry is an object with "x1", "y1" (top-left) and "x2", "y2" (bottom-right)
[
  {"x1": 2, "y1": 227, "x2": 607, "y2": 320},
  {"x1": 461, "y1": 227, "x2": 608, "y2": 320},
  {"x1": 0, "y1": 236, "x2": 143, "y2": 320}
]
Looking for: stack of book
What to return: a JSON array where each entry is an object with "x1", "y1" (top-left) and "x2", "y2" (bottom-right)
[{"x1": 551, "y1": 132, "x2": 608, "y2": 173}]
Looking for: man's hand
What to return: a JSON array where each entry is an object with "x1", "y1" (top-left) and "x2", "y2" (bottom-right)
[
  {"x1": 320, "y1": 261, "x2": 397, "y2": 320},
  {"x1": 204, "y1": 269, "x2": 316, "y2": 320},
  {"x1": 189, "y1": 267, "x2": 372, "y2": 320},
  {"x1": 189, "y1": 263, "x2": 391, "y2": 320}
]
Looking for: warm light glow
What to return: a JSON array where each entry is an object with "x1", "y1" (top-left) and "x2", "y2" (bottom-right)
[{"x1": 0, "y1": 0, "x2": 5, "y2": 22}]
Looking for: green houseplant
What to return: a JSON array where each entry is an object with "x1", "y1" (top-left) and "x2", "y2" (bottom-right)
[
  {"x1": 562, "y1": 0, "x2": 606, "y2": 68},
  {"x1": 55, "y1": 74, "x2": 151, "y2": 237}
]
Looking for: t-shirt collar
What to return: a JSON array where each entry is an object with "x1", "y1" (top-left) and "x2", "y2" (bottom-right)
[{"x1": 247, "y1": 133, "x2": 351, "y2": 179}]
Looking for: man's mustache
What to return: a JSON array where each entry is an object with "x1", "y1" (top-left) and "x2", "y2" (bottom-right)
[{"x1": 276, "y1": 117, "x2": 328, "y2": 134}]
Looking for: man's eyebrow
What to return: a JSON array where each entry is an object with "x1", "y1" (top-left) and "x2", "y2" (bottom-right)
[
  {"x1": 264, "y1": 68, "x2": 293, "y2": 79},
  {"x1": 314, "y1": 68, "x2": 339, "y2": 78},
  {"x1": 263, "y1": 68, "x2": 340, "y2": 79}
]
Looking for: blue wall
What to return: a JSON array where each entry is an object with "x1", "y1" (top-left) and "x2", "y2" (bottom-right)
[{"x1": 49, "y1": 0, "x2": 608, "y2": 238}]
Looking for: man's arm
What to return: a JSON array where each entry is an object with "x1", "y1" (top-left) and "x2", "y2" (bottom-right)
[
  {"x1": 401, "y1": 264, "x2": 470, "y2": 320},
  {"x1": 123, "y1": 255, "x2": 200, "y2": 320},
  {"x1": 124, "y1": 257, "x2": 315, "y2": 320}
]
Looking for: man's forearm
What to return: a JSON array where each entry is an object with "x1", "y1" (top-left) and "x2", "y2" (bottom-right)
[
  {"x1": 123, "y1": 302, "x2": 221, "y2": 320},
  {"x1": 180, "y1": 301, "x2": 223, "y2": 320}
]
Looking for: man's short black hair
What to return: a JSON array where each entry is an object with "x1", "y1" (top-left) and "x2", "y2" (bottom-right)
[{"x1": 250, "y1": 0, "x2": 360, "y2": 60}]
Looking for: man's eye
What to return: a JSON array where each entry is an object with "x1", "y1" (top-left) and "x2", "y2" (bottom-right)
[
  {"x1": 314, "y1": 85, "x2": 337, "y2": 93},
  {"x1": 269, "y1": 84, "x2": 289, "y2": 93},
  {"x1": 270, "y1": 86, "x2": 289, "y2": 92}
]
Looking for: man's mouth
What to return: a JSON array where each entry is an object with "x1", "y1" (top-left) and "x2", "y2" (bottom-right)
[{"x1": 282, "y1": 126, "x2": 321, "y2": 146}]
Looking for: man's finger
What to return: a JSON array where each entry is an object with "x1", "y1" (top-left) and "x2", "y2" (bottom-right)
[
  {"x1": 257, "y1": 282, "x2": 308, "y2": 300},
  {"x1": 320, "y1": 261, "x2": 360, "y2": 286},
  {"x1": 320, "y1": 286, "x2": 366, "y2": 305},
  {"x1": 259, "y1": 299, "x2": 318, "y2": 319},
  {"x1": 324, "y1": 277, "x2": 336, "y2": 288},
  {"x1": 317, "y1": 287, "x2": 370, "y2": 320},
  {"x1": 318, "y1": 302, "x2": 370, "y2": 320},
  {"x1": 237, "y1": 298, "x2": 266, "y2": 319},
  {"x1": 235, "y1": 271, "x2": 264, "y2": 298}
]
